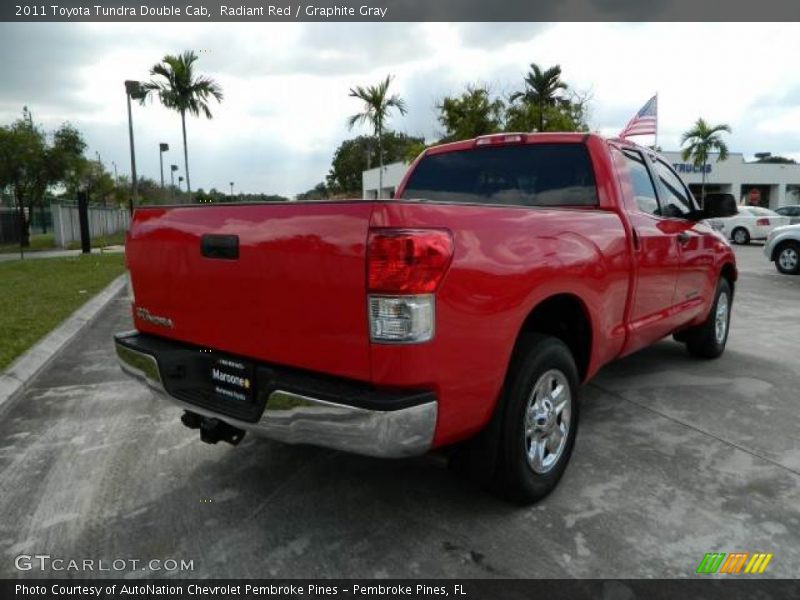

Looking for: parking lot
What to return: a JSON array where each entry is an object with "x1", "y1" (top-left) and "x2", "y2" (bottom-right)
[{"x1": 1, "y1": 244, "x2": 798, "y2": 579}]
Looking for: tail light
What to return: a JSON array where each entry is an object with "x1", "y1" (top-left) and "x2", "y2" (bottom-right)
[
  {"x1": 367, "y1": 228, "x2": 454, "y2": 343},
  {"x1": 756, "y1": 218, "x2": 770, "y2": 226},
  {"x1": 367, "y1": 228, "x2": 454, "y2": 294}
]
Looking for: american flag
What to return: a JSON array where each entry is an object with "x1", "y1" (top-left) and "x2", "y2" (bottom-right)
[{"x1": 619, "y1": 95, "x2": 657, "y2": 138}]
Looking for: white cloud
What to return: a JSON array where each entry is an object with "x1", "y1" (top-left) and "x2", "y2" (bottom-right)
[{"x1": 1, "y1": 22, "x2": 799, "y2": 196}]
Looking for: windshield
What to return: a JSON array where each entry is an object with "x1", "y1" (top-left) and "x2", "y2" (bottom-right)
[{"x1": 401, "y1": 143, "x2": 598, "y2": 207}]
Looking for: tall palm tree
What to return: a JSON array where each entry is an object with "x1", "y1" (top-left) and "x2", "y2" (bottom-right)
[
  {"x1": 681, "y1": 118, "x2": 731, "y2": 204},
  {"x1": 142, "y1": 51, "x2": 223, "y2": 199},
  {"x1": 510, "y1": 63, "x2": 568, "y2": 132},
  {"x1": 348, "y1": 75, "x2": 407, "y2": 198}
]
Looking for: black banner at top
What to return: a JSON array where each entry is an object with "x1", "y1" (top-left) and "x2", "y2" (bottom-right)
[{"x1": 3, "y1": 0, "x2": 800, "y2": 22}]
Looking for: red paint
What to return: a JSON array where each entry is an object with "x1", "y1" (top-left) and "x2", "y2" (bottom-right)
[{"x1": 127, "y1": 133, "x2": 736, "y2": 449}]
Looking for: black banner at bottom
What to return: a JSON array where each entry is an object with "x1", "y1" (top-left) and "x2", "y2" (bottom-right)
[{"x1": 3, "y1": 579, "x2": 799, "y2": 600}]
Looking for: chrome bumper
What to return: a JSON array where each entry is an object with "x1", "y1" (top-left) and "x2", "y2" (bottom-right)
[{"x1": 114, "y1": 335, "x2": 437, "y2": 458}]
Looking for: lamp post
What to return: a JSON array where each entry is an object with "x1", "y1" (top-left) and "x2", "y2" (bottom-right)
[
  {"x1": 159, "y1": 143, "x2": 169, "y2": 189},
  {"x1": 112, "y1": 161, "x2": 118, "y2": 184},
  {"x1": 229, "y1": 181, "x2": 234, "y2": 198},
  {"x1": 170, "y1": 165, "x2": 178, "y2": 201},
  {"x1": 124, "y1": 80, "x2": 145, "y2": 215}
]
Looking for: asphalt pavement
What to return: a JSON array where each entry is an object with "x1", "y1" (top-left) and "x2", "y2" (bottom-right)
[{"x1": 1, "y1": 244, "x2": 799, "y2": 579}]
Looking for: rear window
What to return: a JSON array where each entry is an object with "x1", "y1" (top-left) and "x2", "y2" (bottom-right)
[{"x1": 400, "y1": 143, "x2": 598, "y2": 207}]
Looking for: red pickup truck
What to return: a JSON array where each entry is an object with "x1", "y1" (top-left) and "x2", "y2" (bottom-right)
[{"x1": 116, "y1": 133, "x2": 738, "y2": 503}]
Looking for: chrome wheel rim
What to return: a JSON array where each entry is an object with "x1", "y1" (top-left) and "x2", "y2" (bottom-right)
[
  {"x1": 524, "y1": 369, "x2": 571, "y2": 474},
  {"x1": 715, "y1": 291, "x2": 729, "y2": 344},
  {"x1": 733, "y1": 230, "x2": 747, "y2": 244},
  {"x1": 778, "y1": 248, "x2": 798, "y2": 272}
]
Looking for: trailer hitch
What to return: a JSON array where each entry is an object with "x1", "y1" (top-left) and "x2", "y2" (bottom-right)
[{"x1": 181, "y1": 411, "x2": 246, "y2": 446}]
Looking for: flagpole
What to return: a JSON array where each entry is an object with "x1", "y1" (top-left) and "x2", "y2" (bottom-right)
[{"x1": 654, "y1": 92, "x2": 658, "y2": 150}]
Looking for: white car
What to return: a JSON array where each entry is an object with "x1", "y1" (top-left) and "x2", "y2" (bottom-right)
[
  {"x1": 711, "y1": 206, "x2": 790, "y2": 245},
  {"x1": 764, "y1": 224, "x2": 800, "y2": 274}
]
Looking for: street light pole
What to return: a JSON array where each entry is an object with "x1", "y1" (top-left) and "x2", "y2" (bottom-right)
[
  {"x1": 159, "y1": 143, "x2": 169, "y2": 190},
  {"x1": 170, "y1": 165, "x2": 178, "y2": 202},
  {"x1": 229, "y1": 181, "x2": 234, "y2": 199},
  {"x1": 124, "y1": 80, "x2": 144, "y2": 215},
  {"x1": 112, "y1": 161, "x2": 118, "y2": 184}
]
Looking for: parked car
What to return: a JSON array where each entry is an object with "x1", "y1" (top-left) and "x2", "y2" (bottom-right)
[
  {"x1": 775, "y1": 205, "x2": 800, "y2": 225},
  {"x1": 116, "y1": 133, "x2": 738, "y2": 503},
  {"x1": 764, "y1": 224, "x2": 800, "y2": 274},
  {"x1": 711, "y1": 206, "x2": 790, "y2": 244}
]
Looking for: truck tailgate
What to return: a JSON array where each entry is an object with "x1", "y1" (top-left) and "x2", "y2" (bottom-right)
[{"x1": 127, "y1": 202, "x2": 374, "y2": 381}]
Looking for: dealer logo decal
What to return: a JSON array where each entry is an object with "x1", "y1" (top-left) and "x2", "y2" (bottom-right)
[{"x1": 696, "y1": 552, "x2": 773, "y2": 574}]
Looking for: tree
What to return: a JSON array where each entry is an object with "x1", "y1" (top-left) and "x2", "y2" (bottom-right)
[
  {"x1": 436, "y1": 85, "x2": 504, "y2": 142},
  {"x1": 325, "y1": 132, "x2": 424, "y2": 195},
  {"x1": 142, "y1": 50, "x2": 223, "y2": 198},
  {"x1": 296, "y1": 182, "x2": 330, "y2": 201},
  {"x1": 681, "y1": 118, "x2": 732, "y2": 203},
  {"x1": 0, "y1": 113, "x2": 87, "y2": 246},
  {"x1": 754, "y1": 155, "x2": 796, "y2": 164},
  {"x1": 348, "y1": 75, "x2": 407, "y2": 198},
  {"x1": 505, "y1": 89, "x2": 590, "y2": 133},
  {"x1": 510, "y1": 63, "x2": 568, "y2": 132}
]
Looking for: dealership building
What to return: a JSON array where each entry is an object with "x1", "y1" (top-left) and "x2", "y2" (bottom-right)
[{"x1": 363, "y1": 150, "x2": 800, "y2": 209}]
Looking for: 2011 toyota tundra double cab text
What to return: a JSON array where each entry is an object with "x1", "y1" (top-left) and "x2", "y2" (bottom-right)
[{"x1": 116, "y1": 132, "x2": 738, "y2": 503}]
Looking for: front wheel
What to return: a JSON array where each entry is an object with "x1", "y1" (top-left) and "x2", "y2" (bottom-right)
[
  {"x1": 775, "y1": 242, "x2": 800, "y2": 275},
  {"x1": 682, "y1": 278, "x2": 732, "y2": 359},
  {"x1": 495, "y1": 334, "x2": 580, "y2": 504}
]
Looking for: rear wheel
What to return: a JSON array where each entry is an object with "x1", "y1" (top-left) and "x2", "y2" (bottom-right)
[
  {"x1": 495, "y1": 335, "x2": 580, "y2": 503},
  {"x1": 448, "y1": 335, "x2": 580, "y2": 504},
  {"x1": 682, "y1": 278, "x2": 732, "y2": 359},
  {"x1": 731, "y1": 227, "x2": 750, "y2": 245},
  {"x1": 775, "y1": 242, "x2": 800, "y2": 275}
]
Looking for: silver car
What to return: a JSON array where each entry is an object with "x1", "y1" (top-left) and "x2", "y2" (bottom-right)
[
  {"x1": 775, "y1": 205, "x2": 800, "y2": 225},
  {"x1": 764, "y1": 224, "x2": 800, "y2": 274}
]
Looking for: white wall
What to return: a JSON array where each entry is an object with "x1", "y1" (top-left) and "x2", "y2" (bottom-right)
[
  {"x1": 52, "y1": 204, "x2": 130, "y2": 248},
  {"x1": 362, "y1": 162, "x2": 410, "y2": 199}
]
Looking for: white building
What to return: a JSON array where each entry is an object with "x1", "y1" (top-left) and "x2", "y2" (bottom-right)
[
  {"x1": 362, "y1": 153, "x2": 800, "y2": 209},
  {"x1": 660, "y1": 151, "x2": 800, "y2": 208},
  {"x1": 362, "y1": 162, "x2": 410, "y2": 199}
]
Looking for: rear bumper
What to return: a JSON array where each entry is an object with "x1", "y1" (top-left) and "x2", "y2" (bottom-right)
[{"x1": 114, "y1": 331, "x2": 437, "y2": 458}]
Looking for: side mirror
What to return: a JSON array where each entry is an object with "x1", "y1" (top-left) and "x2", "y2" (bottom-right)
[{"x1": 701, "y1": 193, "x2": 738, "y2": 219}]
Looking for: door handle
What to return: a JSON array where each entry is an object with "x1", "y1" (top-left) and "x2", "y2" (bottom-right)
[{"x1": 676, "y1": 231, "x2": 690, "y2": 244}]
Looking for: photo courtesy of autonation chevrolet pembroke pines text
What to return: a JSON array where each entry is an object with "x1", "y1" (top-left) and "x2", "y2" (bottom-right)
[{"x1": 1, "y1": 0, "x2": 799, "y2": 598}]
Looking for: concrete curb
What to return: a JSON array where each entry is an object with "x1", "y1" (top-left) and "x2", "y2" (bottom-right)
[{"x1": 0, "y1": 273, "x2": 127, "y2": 409}]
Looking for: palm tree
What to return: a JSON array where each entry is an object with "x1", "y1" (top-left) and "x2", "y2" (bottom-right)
[
  {"x1": 347, "y1": 75, "x2": 407, "y2": 198},
  {"x1": 142, "y1": 51, "x2": 223, "y2": 198},
  {"x1": 681, "y1": 118, "x2": 732, "y2": 204},
  {"x1": 510, "y1": 63, "x2": 568, "y2": 132}
]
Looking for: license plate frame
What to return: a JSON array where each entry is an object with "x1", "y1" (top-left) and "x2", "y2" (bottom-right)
[{"x1": 208, "y1": 355, "x2": 255, "y2": 404}]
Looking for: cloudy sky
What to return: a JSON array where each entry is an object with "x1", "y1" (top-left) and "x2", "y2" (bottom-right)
[{"x1": 1, "y1": 22, "x2": 799, "y2": 197}]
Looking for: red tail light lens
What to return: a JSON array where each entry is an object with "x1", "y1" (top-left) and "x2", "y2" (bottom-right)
[
  {"x1": 367, "y1": 228, "x2": 454, "y2": 293},
  {"x1": 756, "y1": 218, "x2": 770, "y2": 226}
]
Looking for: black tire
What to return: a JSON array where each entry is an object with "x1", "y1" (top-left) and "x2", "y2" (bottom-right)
[
  {"x1": 448, "y1": 335, "x2": 580, "y2": 504},
  {"x1": 774, "y1": 241, "x2": 800, "y2": 275},
  {"x1": 731, "y1": 227, "x2": 750, "y2": 245},
  {"x1": 682, "y1": 278, "x2": 732, "y2": 359}
]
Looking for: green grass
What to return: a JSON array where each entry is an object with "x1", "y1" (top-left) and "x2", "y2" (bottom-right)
[
  {"x1": 66, "y1": 231, "x2": 126, "y2": 251},
  {"x1": 0, "y1": 233, "x2": 55, "y2": 254},
  {"x1": 0, "y1": 254, "x2": 126, "y2": 370},
  {"x1": 0, "y1": 231, "x2": 126, "y2": 254}
]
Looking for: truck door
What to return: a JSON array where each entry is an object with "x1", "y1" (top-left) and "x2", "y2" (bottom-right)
[
  {"x1": 651, "y1": 158, "x2": 714, "y2": 324},
  {"x1": 612, "y1": 147, "x2": 682, "y2": 353}
]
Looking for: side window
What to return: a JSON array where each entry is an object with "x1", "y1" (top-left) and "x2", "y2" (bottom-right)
[
  {"x1": 617, "y1": 148, "x2": 660, "y2": 215},
  {"x1": 654, "y1": 160, "x2": 695, "y2": 218}
]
